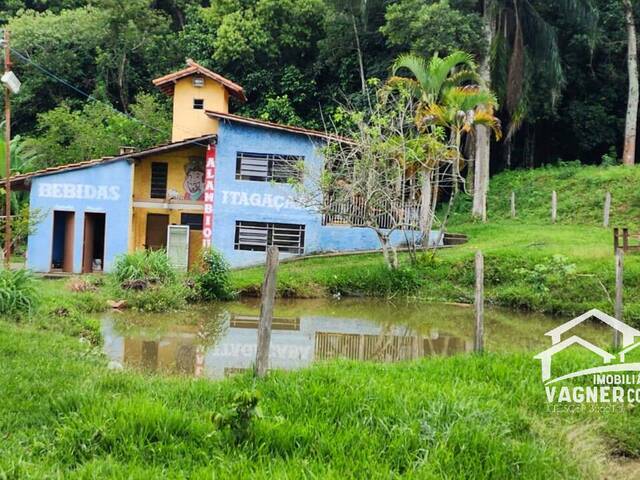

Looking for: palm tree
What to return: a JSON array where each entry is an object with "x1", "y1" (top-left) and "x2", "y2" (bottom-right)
[
  {"x1": 473, "y1": 0, "x2": 597, "y2": 220},
  {"x1": 0, "y1": 125, "x2": 41, "y2": 216},
  {"x1": 387, "y1": 51, "x2": 500, "y2": 241}
]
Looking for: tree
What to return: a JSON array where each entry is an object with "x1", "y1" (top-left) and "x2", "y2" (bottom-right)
[
  {"x1": 388, "y1": 51, "x2": 485, "y2": 236},
  {"x1": 472, "y1": 0, "x2": 596, "y2": 219},
  {"x1": 27, "y1": 94, "x2": 171, "y2": 167},
  {"x1": 622, "y1": 0, "x2": 638, "y2": 165}
]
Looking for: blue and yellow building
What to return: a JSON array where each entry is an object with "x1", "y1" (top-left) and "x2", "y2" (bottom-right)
[{"x1": 8, "y1": 60, "x2": 431, "y2": 273}]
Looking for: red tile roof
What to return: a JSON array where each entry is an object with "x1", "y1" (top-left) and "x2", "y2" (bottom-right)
[
  {"x1": 1, "y1": 134, "x2": 215, "y2": 190},
  {"x1": 153, "y1": 59, "x2": 246, "y2": 101},
  {"x1": 206, "y1": 110, "x2": 354, "y2": 144}
]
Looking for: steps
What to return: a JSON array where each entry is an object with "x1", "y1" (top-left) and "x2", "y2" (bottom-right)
[{"x1": 443, "y1": 232, "x2": 468, "y2": 246}]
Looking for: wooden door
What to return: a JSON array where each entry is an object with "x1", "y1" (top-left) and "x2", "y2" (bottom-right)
[
  {"x1": 145, "y1": 214, "x2": 169, "y2": 250},
  {"x1": 63, "y1": 212, "x2": 75, "y2": 273},
  {"x1": 82, "y1": 214, "x2": 95, "y2": 273}
]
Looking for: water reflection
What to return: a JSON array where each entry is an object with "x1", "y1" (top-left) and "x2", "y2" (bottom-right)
[{"x1": 101, "y1": 299, "x2": 609, "y2": 379}]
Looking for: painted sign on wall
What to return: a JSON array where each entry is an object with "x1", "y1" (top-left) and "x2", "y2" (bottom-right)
[
  {"x1": 37, "y1": 182, "x2": 121, "y2": 201},
  {"x1": 183, "y1": 157, "x2": 205, "y2": 200},
  {"x1": 202, "y1": 144, "x2": 216, "y2": 248}
]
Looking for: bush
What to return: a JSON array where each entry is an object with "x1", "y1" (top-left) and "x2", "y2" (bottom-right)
[
  {"x1": 112, "y1": 250, "x2": 175, "y2": 285},
  {"x1": 192, "y1": 249, "x2": 235, "y2": 301},
  {"x1": 0, "y1": 269, "x2": 39, "y2": 317}
]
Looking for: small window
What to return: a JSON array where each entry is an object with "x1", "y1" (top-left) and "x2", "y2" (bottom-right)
[
  {"x1": 181, "y1": 213, "x2": 203, "y2": 231},
  {"x1": 150, "y1": 162, "x2": 168, "y2": 199},
  {"x1": 235, "y1": 152, "x2": 303, "y2": 183},
  {"x1": 193, "y1": 99, "x2": 204, "y2": 110},
  {"x1": 192, "y1": 76, "x2": 205, "y2": 87},
  {"x1": 234, "y1": 221, "x2": 305, "y2": 254}
]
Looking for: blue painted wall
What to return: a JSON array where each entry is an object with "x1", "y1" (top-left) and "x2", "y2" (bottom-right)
[
  {"x1": 212, "y1": 121, "x2": 438, "y2": 268},
  {"x1": 26, "y1": 160, "x2": 133, "y2": 273}
]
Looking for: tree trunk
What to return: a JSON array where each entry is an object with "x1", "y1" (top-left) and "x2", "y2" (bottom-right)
[
  {"x1": 419, "y1": 169, "x2": 433, "y2": 243},
  {"x1": 623, "y1": 0, "x2": 638, "y2": 166},
  {"x1": 472, "y1": 11, "x2": 494, "y2": 221},
  {"x1": 351, "y1": 13, "x2": 371, "y2": 110}
]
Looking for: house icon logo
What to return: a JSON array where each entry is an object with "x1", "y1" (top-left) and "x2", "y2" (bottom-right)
[{"x1": 534, "y1": 309, "x2": 640, "y2": 385}]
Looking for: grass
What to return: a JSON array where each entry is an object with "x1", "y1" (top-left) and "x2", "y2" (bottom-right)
[
  {"x1": 231, "y1": 164, "x2": 640, "y2": 324},
  {"x1": 1, "y1": 319, "x2": 637, "y2": 479}
]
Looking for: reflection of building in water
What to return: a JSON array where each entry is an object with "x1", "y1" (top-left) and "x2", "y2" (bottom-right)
[
  {"x1": 102, "y1": 313, "x2": 473, "y2": 380},
  {"x1": 204, "y1": 315, "x2": 472, "y2": 379},
  {"x1": 315, "y1": 332, "x2": 468, "y2": 361}
]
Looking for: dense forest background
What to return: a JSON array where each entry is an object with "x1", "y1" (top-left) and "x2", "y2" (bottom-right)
[{"x1": 0, "y1": 0, "x2": 636, "y2": 173}]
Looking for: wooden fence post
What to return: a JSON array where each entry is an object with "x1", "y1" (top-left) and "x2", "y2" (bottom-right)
[
  {"x1": 510, "y1": 191, "x2": 516, "y2": 219},
  {"x1": 255, "y1": 246, "x2": 279, "y2": 378},
  {"x1": 474, "y1": 250, "x2": 484, "y2": 353},
  {"x1": 603, "y1": 191, "x2": 612, "y2": 228},
  {"x1": 614, "y1": 249, "x2": 624, "y2": 349},
  {"x1": 551, "y1": 191, "x2": 557, "y2": 224}
]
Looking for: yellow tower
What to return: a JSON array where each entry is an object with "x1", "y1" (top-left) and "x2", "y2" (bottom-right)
[{"x1": 153, "y1": 59, "x2": 246, "y2": 142}]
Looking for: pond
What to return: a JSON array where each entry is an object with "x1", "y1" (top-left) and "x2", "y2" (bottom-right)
[{"x1": 101, "y1": 299, "x2": 610, "y2": 379}]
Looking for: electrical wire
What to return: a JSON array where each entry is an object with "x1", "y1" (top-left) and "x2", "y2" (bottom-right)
[{"x1": 9, "y1": 47, "x2": 211, "y2": 149}]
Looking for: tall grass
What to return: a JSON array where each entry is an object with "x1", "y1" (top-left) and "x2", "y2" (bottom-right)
[
  {"x1": 112, "y1": 249, "x2": 175, "y2": 284},
  {"x1": 0, "y1": 322, "x2": 619, "y2": 478},
  {"x1": 0, "y1": 269, "x2": 38, "y2": 317}
]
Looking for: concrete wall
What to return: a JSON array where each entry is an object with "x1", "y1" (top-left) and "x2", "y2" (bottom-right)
[
  {"x1": 26, "y1": 160, "x2": 133, "y2": 273},
  {"x1": 171, "y1": 76, "x2": 225, "y2": 141},
  {"x1": 212, "y1": 121, "x2": 436, "y2": 268}
]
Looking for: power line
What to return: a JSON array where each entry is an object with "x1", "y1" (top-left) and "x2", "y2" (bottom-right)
[{"x1": 9, "y1": 47, "x2": 210, "y2": 148}]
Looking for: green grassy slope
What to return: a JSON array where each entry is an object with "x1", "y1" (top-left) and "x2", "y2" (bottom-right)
[{"x1": 450, "y1": 163, "x2": 640, "y2": 227}]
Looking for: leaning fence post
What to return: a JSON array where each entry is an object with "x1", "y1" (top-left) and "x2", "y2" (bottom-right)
[
  {"x1": 510, "y1": 191, "x2": 516, "y2": 219},
  {"x1": 474, "y1": 250, "x2": 484, "y2": 353},
  {"x1": 551, "y1": 191, "x2": 557, "y2": 224},
  {"x1": 614, "y1": 249, "x2": 624, "y2": 349},
  {"x1": 255, "y1": 246, "x2": 279, "y2": 378},
  {"x1": 603, "y1": 191, "x2": 612, "y2": 228}
]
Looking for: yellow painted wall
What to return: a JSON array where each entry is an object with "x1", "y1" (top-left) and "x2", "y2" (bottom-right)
[
  {"x1": 171, "y1": 76, "x2": 228, "y2": 141},
  {"x1": 130, "y1": 145, "x2": 205, "y2": 257}
]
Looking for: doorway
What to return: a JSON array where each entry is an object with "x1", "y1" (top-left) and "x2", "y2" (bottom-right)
[
  {"x1": 82, "y1": 212, "x2": 106, "y2": 273},
  {"x1": 51, "y1": 211, "x2": 75, "y2": 272},
  {"x1": 145, "y1": 213, "x2": 169, "y2": 250}
]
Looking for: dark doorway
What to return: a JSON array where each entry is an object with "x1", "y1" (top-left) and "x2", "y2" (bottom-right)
[
  {"x1": 82, "y1": 213, "x2": 106, "y2": 273},
  {"x1": 51, "y1": 211, "x2": 75, "y2": 272},
  {"x1": 146, "y1": 213, "x2": 169, "y2": 250}
]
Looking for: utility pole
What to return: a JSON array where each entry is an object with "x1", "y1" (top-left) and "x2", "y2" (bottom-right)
[{"x1": 3, "y1": 29, "x2": 10, "y2": 269}]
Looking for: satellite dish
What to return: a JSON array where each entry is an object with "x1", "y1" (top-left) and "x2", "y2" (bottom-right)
[{"x1": 1, "y1": 71, "x2": 20, "y2": 94}]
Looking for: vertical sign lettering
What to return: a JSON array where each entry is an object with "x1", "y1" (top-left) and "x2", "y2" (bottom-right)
[{"x1": 202, "y1": 143, "x2": 216, "y2": 248}]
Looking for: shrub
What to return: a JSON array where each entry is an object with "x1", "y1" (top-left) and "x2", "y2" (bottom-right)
[
  {"x1": 112, "y1": 250, "x2": 175, "y2": 285},
  {"x1": 192, "y1": 249, "x2": 235, "y2": 301},
  {"x1": 0, "y1": 269, "x2": 39, "y2": 317}
]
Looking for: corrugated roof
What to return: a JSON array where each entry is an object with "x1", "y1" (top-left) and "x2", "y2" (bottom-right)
[
  {"x1": 2, "y1": 134, "x2": 215, "y2": 190},
  {"x1": 153, "y1": 59, "x2": 246, "y2": 102},
  {"x1": 206, "y1": 110, "x2": 354, "y2": 144}
]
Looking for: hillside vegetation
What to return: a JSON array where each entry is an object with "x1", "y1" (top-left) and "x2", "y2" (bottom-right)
[{"x1": 451, "y1": 163, "x2": 640, "y2": 227}]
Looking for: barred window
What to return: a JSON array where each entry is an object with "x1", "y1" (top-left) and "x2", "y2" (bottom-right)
[
  {"x1": 235, "y1": 152, "x2": 302, "y2": 183},
  {"x1": 150, "y1": 162, "x2": 168, "y2": 199},
  {"x1": 180, "y1": 213, "x2": 203, "y2": 231},
  {"x1": 234, "y1": 221, "x2": 305, "y2": 254}
]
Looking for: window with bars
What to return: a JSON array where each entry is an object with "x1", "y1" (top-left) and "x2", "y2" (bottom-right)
[
  {"x1": 235, "y1": 152, "x2": 303, "y2": 183},
  {"x1": 150, "y1": 162, "x2": 168, "y2": 199},
  {"x1": 180, "y1": 213, "x2": 203, "y2": 231},
  {"x1": 234, "y1": 221, "x2": 305, "y2": 254}
]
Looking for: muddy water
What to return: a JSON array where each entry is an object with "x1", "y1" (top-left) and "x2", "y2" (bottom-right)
[{"x1": 101, "y1": 299, "x2": 610, "y2": 379}]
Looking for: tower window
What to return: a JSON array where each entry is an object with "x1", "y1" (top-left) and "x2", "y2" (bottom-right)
[{"x1": 193, "y1": 99, "x2": 204, "y2": 110}]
